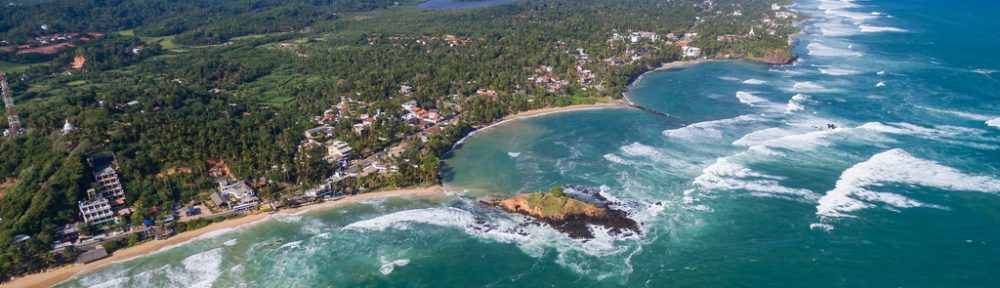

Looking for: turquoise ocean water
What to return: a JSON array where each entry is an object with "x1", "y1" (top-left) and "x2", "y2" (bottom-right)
[{"x1": 57, "y1": 0, "x2": 1000, "y2": 287}]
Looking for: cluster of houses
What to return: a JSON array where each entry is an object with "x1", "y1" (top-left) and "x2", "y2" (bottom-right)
[
  {"x1": 602, "y1": 30, "x2": 705, "y2": 64},
  {"x1": 527, "y1": 65, "x2": 571, "y2": 92},
  {"x1": 302, "y1": 126, "x2": 354, "y2": 165},
  {"x1": 3, "y1": 32, "x2": 104, "y2": 55},
  {"x1": 365, "y1": 34, "x2": 484, "y2": 48},
  {"x1": 415, "y1": 34, "x2": 481, "y2": 47},
  {"x1": 401, "y1": 100, "x2": 442, "y2": 127}
]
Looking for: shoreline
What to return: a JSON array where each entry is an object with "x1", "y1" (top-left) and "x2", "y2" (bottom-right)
[
  {"x1": 448, "y1": 59, "x2": 713, "y2": 154},
  {"x1": 448, "y1": 100, "x2": 630, "y2": 153},
  {"x1": 2, "y1": 185, "x2": 446, "y2": 288},
  {"x1": 624, "y1": 59, "x2": 711, "y2": 105}
]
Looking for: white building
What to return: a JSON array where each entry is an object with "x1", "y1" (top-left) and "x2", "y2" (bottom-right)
[
  {"x1": 61, "y1": 119, "x2": 75, "y2": 135},
  {"x1": 79, "y1": 198, "x2": 114, "y2": 224},
  {"x1": 401, "y1": 100, "x2": 418, "y2": 111},
  {"x1": 304, "y1": 125, "x2": 334, "y2": 139},
  {"x1": 87, "y1": 153, "x2": 125, "y2": 201},
  {"x1": 683, "y1": 46, "x2": 702, "y2": 58},
  {"x1": 219, "y1": 179, "x2": 257, "y2": 210}
]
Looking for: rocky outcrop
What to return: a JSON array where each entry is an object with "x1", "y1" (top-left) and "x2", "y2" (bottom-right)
[
  {"x1": 750, "y1": 48, "x2": 797, "y2": 65},
  {"x1": 487, "y1": 190, "x2": 640, "y2": 239}
]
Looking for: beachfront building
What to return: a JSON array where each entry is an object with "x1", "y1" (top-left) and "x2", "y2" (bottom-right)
[
  {"x1": 79, "y1": 198, "x2": 114, "y2": 224},
  {"x1": 682, "y1": 46, "x2": 702, "y2": 58},
  {"x1": 77, "y1": 247, "x2": 109, "y2": 264},
  {"x1": 219, "y1": 179, "x2": 258, "y2": 211},
  {"x1": 87, "y1": 152, "x2": 125, "y2": 201}
]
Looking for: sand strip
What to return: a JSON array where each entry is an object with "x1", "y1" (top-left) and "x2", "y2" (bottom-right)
[{"x1": 3, "y1": 185, "x2": 445, "y2": 288}]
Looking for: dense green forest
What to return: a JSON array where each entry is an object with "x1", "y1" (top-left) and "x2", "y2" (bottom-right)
[{"x1": 0, "y1": 0, "x2": 797, "y2": 281}]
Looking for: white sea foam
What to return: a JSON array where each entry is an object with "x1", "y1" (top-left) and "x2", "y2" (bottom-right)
[
  {"x1": 817, "y1": 149, "x2": 1000, "y2": 218},
  {"x1": 603, "y1": 153, "x2": 636, "y2": 165},
  {"x1": 342, "y1": 205, "x2": 647, "y2": 280},
  {"x1": 859, "y1": 122, "x2": 998, "y2": 149},
  {"x1": 620, "y1": 142, "x2": 663, "y2": 159},
  {"x1": 987, "y1": 118, "x2": 1000, "y2": 129},
  {"x1": 858, "y1": 25, "x2": 907, "y2": 33},
  {"x1": 693, "y1": 157, "x2": 817, "y2": 199},
  {"x1": 748, "y1": 127, "x2": 841, "y2": 153},
  {"x1": 807, "y1": 42, "x2": 862, "y2": 57},
  {"x1": 971, "y1": 69, "x2": 997, "y2": 75},
  {"x1": 818, "y1": 21, "x2": 859, "y2": 37},
  {"x1": 732, "y1": 128, "x2": 800, "y2": 147},
  {"x1": 379, "y1": 258, "x2": 411, "y2": 275},
  {"x1": 792, "y1": 81, "x2": 826, "y2": 90},
  {"x1": 344, "y1": 207, "x2": 478, "y2": 232},
  {"x1": 817, "y1": 0, "x2": 860, "y2": 10},
  {"x1": 507, "y1": 152, "x2": 521, "y2": 158},
  {"x1": 785, "y1": 94, "x2": 810, "y2": 113},
  {"x1": 824, "y1": 9, "x2": 878, "y2": 21},
  {"x1": 809, "y1": 223, "x2": 834, "y2": 232},
  {"x1": 183, "y1": 248, "x2": 225, "y2": 288},
  {"x1": 875, "y1": 81, "x2": 885, "y2": 87},
  {"x1": 735, "y1": 91, "x2": 769, "y2": 106},
  {"x1": 279, "y1": 240, "x2": 303, "y2": 249},
  {"x1": 662, "y1": 115, "x2": 761, "y2": 140},
  {"x1": 818, "y1": 68, "x2": 860, "y2": 75},
  {"x1": 86, "y1": 248, "x2": 226, "y2": 288},
  {"x1": 742, "y1": 79, "x2": 767, "y2": 85},
  {"x1": 222, "y1": 239, "x2": 238, "y2": 246}
]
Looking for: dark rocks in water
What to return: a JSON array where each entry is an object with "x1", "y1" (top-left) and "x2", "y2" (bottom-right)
[{"x1": 543, "y1": 208, "x2": 641, "y2": 239}]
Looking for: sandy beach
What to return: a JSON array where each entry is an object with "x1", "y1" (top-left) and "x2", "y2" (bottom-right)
[
  {"x1": 654, "y1": 59, "x2": 710, "y2": 71},
  {"x1": 2, "y1": 185, "x2": 446, "y2": 288},
  {"x1": 475, "y1": 99, "x2": 629, "y2": 132}
]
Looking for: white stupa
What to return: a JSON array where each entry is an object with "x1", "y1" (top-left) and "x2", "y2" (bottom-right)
[{"x1": 62, "y1": 119, "x2": 75, "y2": 135}]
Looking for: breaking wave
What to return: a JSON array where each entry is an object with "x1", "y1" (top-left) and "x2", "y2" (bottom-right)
[
  {"x1": 692, "y1": 156, "x2": 818, "y2": 200},
  {"x1": 817, "y1": 149, "x2": 1000, "y2": 218},
  {"x1": 858, "y1": 25, "x2": 907, "y2": 33},
  {"x1": 662, "y1": 115, "x2": 762, "y2": 140},
  {"x1": 785, "y1": 94, "x2": 810, "y2": 113},
  {"x1": 818, "y1": 68, "x2": 860, "y2": 75},
  {"x1": 735, "y1": 91, "x2": 769, "y2": 106},
  {"x1": 807, "y1": 43, "x2": 863, "y2": 57}
]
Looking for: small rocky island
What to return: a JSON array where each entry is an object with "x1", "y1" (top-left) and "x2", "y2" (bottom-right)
[{"x1": 486, "y1": 186, "x2": 640, "y2": 239}]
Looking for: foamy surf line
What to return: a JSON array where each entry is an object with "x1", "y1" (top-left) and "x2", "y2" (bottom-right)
[
  {"x1": 47, "y1": 186, "x2": 449, "y2": 287},
  {"x1": 816, "y1": 149, "x2": 1000, "y2": 219}
]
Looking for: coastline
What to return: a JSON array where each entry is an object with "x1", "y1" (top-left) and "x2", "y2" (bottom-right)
[
  {"x1": 7, "y1": 55, "x2": 785, "y2": 288},
  {"x1": 449, "y1": 59, "x2": 713, "y2": 154},
  {"x1": 2, "y1": 185, "x2": 446, "y2": 288}
]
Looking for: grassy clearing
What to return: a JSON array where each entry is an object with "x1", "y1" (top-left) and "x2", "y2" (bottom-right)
[
  {"x1": 230, "y1": 32, "x2": 290, "y2": 41},
  {"x1": 66, "y1": 80, "x2": 88, "y2": 86},
  {"x1": 0, "y1": 61, "x2": 41, "y2": 73},
  {"x1": 118, "y1": 29, "x2": 186, "y2": 52},
  {"x1": 239, "y1": 72, "x2": 336, "y2": 107}
]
